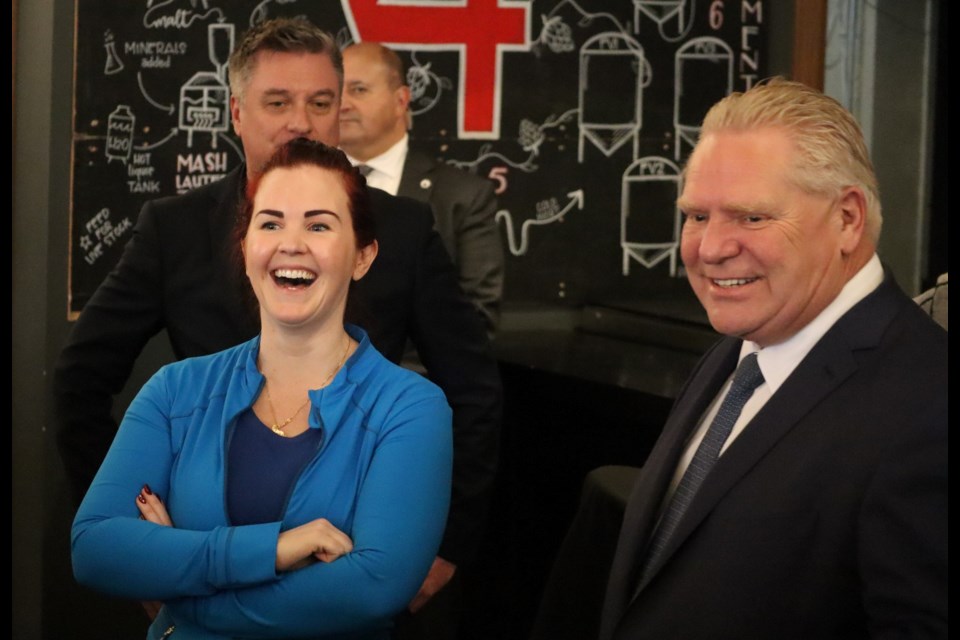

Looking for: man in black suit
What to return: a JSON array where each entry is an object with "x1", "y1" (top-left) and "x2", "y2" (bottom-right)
[
  {"x1": 599, "y1": 78, "x2": 946, "y2": 639},
  {"x1": 339, "y1": 41, "x2": 504, "y2": 335},
  {"x1": 53, "y1": 16, "x2": 502, "y2": 630}
]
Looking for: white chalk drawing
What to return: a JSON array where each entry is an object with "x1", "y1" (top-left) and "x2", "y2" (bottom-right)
[
  {"x1": 632, "y1": 0, "x2": 696, "y2": 42},
  {"x1": 126, "y1": 150, "x2": 162, "y2": 194},
  {"x1": 138, "y1": 72, "x2": 176, "y2": 114},
  {"x1": 673, "y1": 36, "x2": 732, "y2": 160},
  {"x1": 497, "y1": 190, "x2": 584, "y2": 257},
  {"x1": 106, "y1": 105, "x2": 136, "y2": 164},
  {"x1": 103, "y1": 30, "x2": 124, "y2": 75},
  {"x1": 143, "y1": 0, "x2": 225, "y2": 30},
  {"x1": 72, "y1": 1, "x2": 766, "y2": 310},
  {"x1": 449, "y1": 143, "x2": 538, "y2": 174},
  {"x1": 250, "y1": 0, "x2": 299, "y2": 27},
  {"x1": 533, "y1": 1, "x2": 655, "y2": 165},
  {"x1": 534, "y1": 14, "x2": 575, "y2": 55},
  {"x1": 519, "y1": 108, "x2": 578, "y2": 155},
  {"x1": 542, "y1": 0, "x2": 631, "y2": 40},
  {"x1": 448, "y1": 109, "x2": 578, "y2": 175},
  {"x1": 208, "y1": 22, "x2": 234, "y2": 82},
  {"x1": 621, "y1": 156, "x2": 683, "y2": 276},
  {"x1": 335, "y1": 26, "x2": 354, "y2": 52},
  {"x1": 135, "y1": 128, "x2": 179, "y2": 151},
  {"x1": 534, "y1": 0, "x2": 636, "y2": 57},
  {"x1": 407, "y1": 53, "x2": 453, "y2": 117},
  {"x1": 178, "y1": 23, "x2": 235, "y2": 148},
  {"x1": 578, "y1": 32, "x2": 648, "y2": 163},
  {"x1": 179, "y1": 72, "x2": 230, "y2": 147},
  {"x1": 79, "y1": 207, "x2": 133, "y2": 266}
]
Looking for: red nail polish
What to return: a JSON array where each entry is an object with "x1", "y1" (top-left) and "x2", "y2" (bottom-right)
[
  {"x1": 143, "y1": 484, "x2": 153, "y2": 495},
  {"x1": 137, "y1": 494, "x2": 147, "y2": 504}
]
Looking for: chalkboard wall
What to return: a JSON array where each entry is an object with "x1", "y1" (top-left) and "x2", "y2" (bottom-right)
[{"x1": 69, "y1": 0, "x2": 768, "y2": 317}]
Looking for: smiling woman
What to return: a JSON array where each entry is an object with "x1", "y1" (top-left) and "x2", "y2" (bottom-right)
[
  {"x1": 239, "y1": 140, "x2": 378, "y2": 342},
  {"x1": 70, "y1": 139, "x2": 454, "y2": 640}
]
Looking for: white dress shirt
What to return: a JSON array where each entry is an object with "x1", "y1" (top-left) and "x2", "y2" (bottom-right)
[
  {"x1": 345, "y1": 135, "x2": 408, "y2": 197},
  {"x1": 664, "y1": 254, "x2": 885, "y2": 498}
]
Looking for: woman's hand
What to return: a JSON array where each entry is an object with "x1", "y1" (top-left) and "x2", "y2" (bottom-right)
[
  {"x1": 135, "y1": 485, "x2": 169, "y2": 620},
  {"x1": 136, "y1": 484, "x2": 173, "y2": 526},
  {"x1": 276, "y1": 518, "x2": 354, "y2": 572}
]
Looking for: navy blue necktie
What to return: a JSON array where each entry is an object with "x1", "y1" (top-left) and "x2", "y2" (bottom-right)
[{"x1": 636, "y1": 352, "x2": 764, "y2": 592}]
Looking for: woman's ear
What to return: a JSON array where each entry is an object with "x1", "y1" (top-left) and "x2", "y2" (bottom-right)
[{"x1": 352, "y1": 240, "x2": 379, "y2": 281}]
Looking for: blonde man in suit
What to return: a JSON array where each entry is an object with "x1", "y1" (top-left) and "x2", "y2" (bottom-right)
[{"x1": 600, "y1": 78, "x2": 946, "y2": 640}]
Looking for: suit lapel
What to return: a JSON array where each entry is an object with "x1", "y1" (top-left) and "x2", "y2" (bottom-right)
[
  {"x1": 653, "y1": 334, "x2": 859, "y2": 572},
  {"x1": 622, "y1": 340, "x2": 740, "y2": 557},
  {"x1": 397, "y1": 150, "x2": 435, "y2": 200},
  {"x1": 602, "y1": 339, "x2": 739, "y2": 626},
  {"x1": 637, "y1": 276, "x2": 903, "y2": 589}
]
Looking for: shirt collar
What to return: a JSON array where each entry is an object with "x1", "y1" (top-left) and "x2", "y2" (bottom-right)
[
  {"x1": 740, "y1": 253, "x2": 884, "y2": 394},
  {"x1": 345, "y1": 134, "x2": 408, "y2": 182}
]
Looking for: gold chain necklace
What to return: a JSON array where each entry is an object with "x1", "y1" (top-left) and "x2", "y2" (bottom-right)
[{"x1": 263, "y1": 337, "x2": 351, "y2": 437}]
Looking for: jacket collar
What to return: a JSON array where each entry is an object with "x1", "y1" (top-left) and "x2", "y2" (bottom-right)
[
  {"x1": 239, "y1": 324, "x2": 371, "y2": 439},
  {"x1": 397, "y1": 150, "x2": 437, "y2": 200},
  {"x1": 632, "y1": 272, "x2": 907, "y2": 591}
]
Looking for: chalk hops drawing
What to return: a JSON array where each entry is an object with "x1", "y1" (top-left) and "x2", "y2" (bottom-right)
[
  {"x1": 497, "y1": 190, "x2": 584, "y2": 257},
  {"x1": 407, "y1": 53, "x2": 453, "y2": 117},
  {"x1": 447, "y1": 109, "x2": 578, "y2": 176},
  {"x1": 621, "y1": 156, "x2": 683, "y2": 276},
  {"x1": 536, "y1": 0, "x2": 633, "y2": 53},
  {"x1": 633, "y1": 0, "x2": 696, "y2": 42},
  {"x1": 518, "y1": 108, "x2": 578, "y2": 156},
  {"x1": 532, "y1": 1, "x2": 652, "y2": 163},
  {"x1": 673, "y1": 36, "x2": 732, "y2": 160},
  {"x1": 534, "y1": 14, "x2": 575, "y2": 55}
]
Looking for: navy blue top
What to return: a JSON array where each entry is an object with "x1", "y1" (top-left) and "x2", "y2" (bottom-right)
[{"x1": 227, "y1": 409, "x2": 324, "y2": 526}]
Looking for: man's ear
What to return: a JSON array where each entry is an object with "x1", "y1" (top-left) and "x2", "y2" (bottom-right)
[
  {"x1": 837, "y1": 186, "x2": 867, "y2": 255},
  {"x1": 230, "y1": 95, "x2": 242, "y2": 137},
  {"x1": 397, "y1": 85, "x2": 412, "y2": 129},
  {"x1": 353, "y1": 240, "x2": 379, "y2": 281}
]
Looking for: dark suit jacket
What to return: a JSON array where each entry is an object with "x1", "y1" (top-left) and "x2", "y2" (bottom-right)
[
  {"x1": 53, "y1": 165, "x2": 502, "y2": 567},
  {"x1": 398, "y1": 150, "x2": 504, "y2": 333},
  {"x1": 600, "y1": 274, "x2": 947, "y2": 640}
]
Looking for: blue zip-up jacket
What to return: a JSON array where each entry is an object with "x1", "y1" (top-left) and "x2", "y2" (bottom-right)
[{"x1": 71, "y1": 325, "x2": 453, "y2": 639}]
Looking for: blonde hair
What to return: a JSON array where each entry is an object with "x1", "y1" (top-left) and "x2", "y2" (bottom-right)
[{"x1": 699, "y1": 77, "x2": 882, "y2": 243}]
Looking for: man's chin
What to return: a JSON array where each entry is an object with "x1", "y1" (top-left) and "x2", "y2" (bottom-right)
[{"x1": 703, "y1": 307, "x2": 757, "y2": 340}]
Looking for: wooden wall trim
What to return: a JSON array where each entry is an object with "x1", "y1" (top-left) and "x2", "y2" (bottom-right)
[{"x1": 792, "y1": 0, "x2": 828, "y2": 90}]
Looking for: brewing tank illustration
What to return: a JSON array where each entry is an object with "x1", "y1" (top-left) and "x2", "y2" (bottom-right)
[
  {"x1": 621, "y1": 156, "x2": 683, "y2": 276},
  {"x1": 674, "y1": 37, "x2": 733, "y2": 160},
  {"x1": 106, "y1": 105, "x2": 135, "y2": 164},
  {"x1": 578, "y1": 32, "x2": 645, "y2": 162}
]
